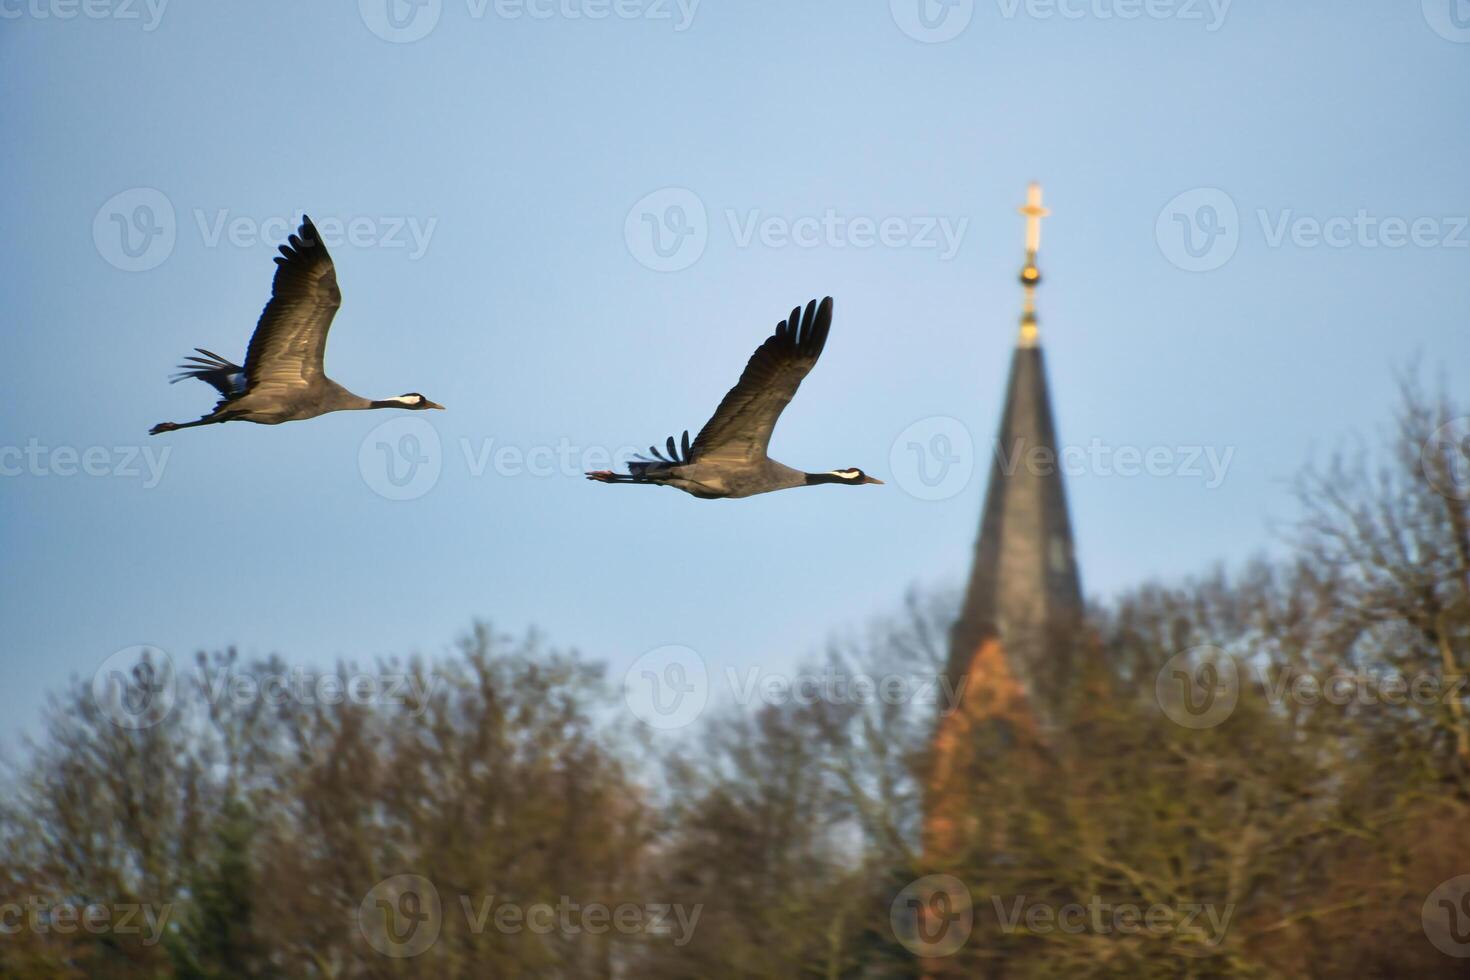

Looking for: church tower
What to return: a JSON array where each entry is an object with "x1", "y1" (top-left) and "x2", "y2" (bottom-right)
[{"x1": 925, "y1": 184, "x2": 1084, "y2": 857}]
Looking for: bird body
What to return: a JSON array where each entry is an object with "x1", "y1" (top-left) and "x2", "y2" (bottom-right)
[
  {"x1": 151, "y1": 216, "x2": 442, "y2": 435},
  {"x1": 587, "y1": 297, "x2": 881, "y2": 499},
  {"x1": 624, "y1": 458, "x2": 809, "y2": 500}
]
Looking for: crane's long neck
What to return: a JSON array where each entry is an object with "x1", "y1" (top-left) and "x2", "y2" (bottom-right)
[
  {"x1": 366, "y1": 395, "x2": 420, "y2": 409},
  {"x1": 804, "y1": 471, "x2": 854, "y2": 486}
]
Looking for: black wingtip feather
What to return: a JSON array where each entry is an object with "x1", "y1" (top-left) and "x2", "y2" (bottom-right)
[
  {"x1": 772, "y1": 297, "x2": 835, "y2": 355},
  {"x1": 778, "y1": 297, "x2": 832, "y2": 356}
]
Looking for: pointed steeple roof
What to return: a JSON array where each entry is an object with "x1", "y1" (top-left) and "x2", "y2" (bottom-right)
[
  {"x1": 946, "y1": 184, "x2": 1083, "y2": 705},
  {"x1": 924, "y1": 185, "x2": 1086, "y2": 861}
]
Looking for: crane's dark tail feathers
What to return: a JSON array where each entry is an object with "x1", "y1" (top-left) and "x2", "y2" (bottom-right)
[
  {"x1": 170, "y1": 348, "x2": 246, "y2": 398},
  {"x1": 636, "y1": 431, "x2": 692, "y2": 466}
]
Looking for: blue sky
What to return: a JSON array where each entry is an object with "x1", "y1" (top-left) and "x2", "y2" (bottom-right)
[{"x1": 1, "y1": 0, "x2": 1467, "y2": 740}]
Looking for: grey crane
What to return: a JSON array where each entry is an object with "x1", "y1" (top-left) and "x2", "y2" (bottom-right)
[
  {"x1": 586, "y1": 296, "x2": 882, "y2": 499},
  {"x1": 150, "y1": 215, "x2": 443, "y2": 435}
]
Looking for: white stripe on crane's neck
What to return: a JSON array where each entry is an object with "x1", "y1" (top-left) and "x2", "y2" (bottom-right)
[{"x1": 831, "y1": 469, "x2": 860, "y2": 480}]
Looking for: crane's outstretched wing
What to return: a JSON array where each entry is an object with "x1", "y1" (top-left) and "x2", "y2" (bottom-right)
[
  {"x1": 689, "y1": 297, "x2": 832, "y2": 464},
  {"x1": 242, "y1": 216, "x2": 342, "y2": 393}
]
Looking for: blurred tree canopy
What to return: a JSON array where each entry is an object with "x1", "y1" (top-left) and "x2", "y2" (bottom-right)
[{"x1": 1, "y1": 385, "x2": 1467, "y2": 978}]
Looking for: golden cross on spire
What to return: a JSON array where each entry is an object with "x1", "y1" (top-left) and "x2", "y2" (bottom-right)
[
  {"x1": 1019, "y1": 181, "x2": 1049, "y2": 257},
  {"x1": 1017, "y1": 182, "x2": 1048, "y2": 347}
]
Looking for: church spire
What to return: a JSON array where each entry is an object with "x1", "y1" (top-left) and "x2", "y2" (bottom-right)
[
  {"x1": 946, "y1": 182, "x2": 1082, "y2": 709},
  {"x1": 924, "y1": 183, "x2": 1085, "y2": 862}
]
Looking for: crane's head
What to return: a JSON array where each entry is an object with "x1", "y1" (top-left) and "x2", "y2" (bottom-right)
[
  {"x1": 829, "y1": 468, "x2": 883, "y2": 486},
  {"x1": 392, "y1": 392, "x2": 445, "y2": 410}
]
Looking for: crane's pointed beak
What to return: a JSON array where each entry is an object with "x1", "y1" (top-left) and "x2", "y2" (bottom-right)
[
  {"x1": 863, "y1": 475, "x2": 884, "y2": 485},
  {"x1": 425, "y1": 400, "x2": 445, "y2": 410}
]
